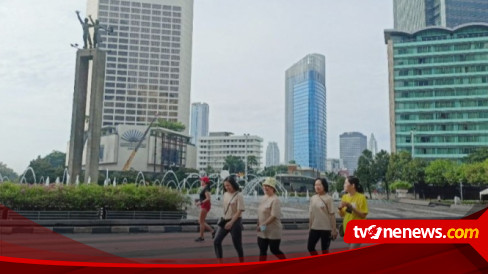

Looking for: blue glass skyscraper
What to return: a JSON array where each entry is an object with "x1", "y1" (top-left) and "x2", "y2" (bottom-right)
[{"x1": 285, "y1": 54, "x2": 326, "y2": 171}]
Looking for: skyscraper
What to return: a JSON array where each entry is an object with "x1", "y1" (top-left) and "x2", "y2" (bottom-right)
[
  {"x1": 394, "y1": 0, "x2": 488, "y2": 32},
  {"x1": 369, "y1": 133, "x2": 378, "y2": 155},
  {"x1": 86, "y1": 0, "x2": 194, "y2": 134},
  {"x1": 189, "y1": 102, "x2": 209, "y2": 144},
  {"x1": 340, "y1": 132, "x2": 367, "y2": 173},
  {"x1": 385, "y1": 24, "x2": 488, "y2": 160},
  {"x1": 285, "y1": 54, "x2": 327, "y2": 171},
  {"x1": 265, "y1": 142, "x2": 280, "y2": 167}
]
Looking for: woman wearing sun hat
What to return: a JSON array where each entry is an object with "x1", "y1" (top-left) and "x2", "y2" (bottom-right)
[
  {"x1": 256, "y1": 177, "x2": 286, "y2": 261},
  {"x1": 194, "y1": 176, "x2": 215, "y2": 242}
]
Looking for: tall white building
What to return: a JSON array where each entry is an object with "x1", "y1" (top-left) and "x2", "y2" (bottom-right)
[
  {"x1": 87, "y1": 0, "x2": 194, "y2": 134},
  {"x1": 189, "y1": 102, "x2": 209, "y2": 144},
  {"x1": 197, "y1": 132, "x2": 263, "y2": 172},
  {"x1": 369, "y1": 133, "x2": 378, "y2": 155},
  {"x1": 265, "y1": 142, "x2": 280, "y2": 167}
]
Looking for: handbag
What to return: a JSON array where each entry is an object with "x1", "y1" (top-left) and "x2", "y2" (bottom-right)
[{"x1": 217, "y1": 193, "x2": 238, "y2": 228}]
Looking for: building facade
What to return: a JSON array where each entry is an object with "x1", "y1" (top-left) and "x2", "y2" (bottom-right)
[
  {"x1": 86, "y1": 0, "x2": 194, "y2": 134},
  {"x1": 76, "y1": 124, "x2": 196, "y2": 172},
  {"x1": 369, "y1": 133, "x2": 378, "y2": 155},
  {"x1": 285, "y1": 54, "x2": 327, "y2": 171},
  {"x1": 340, "y1": 132, "x2": 367, "y2": 173},
  {"x1": 265, "y1": 142, "x2": 280, "y2": 167},
  {"x1": 189, "y1": 102, "x2": 209, "y2": 144},
  {"x1": 394, "y1": 0, "x2": 488, "y2": 32},
  {"x1": 385, "y1": 24, "x2": 488, "y2": 160},
  {"x1": 326, "y1": 158, "x2": 343, "y2": 173},
  {"x1": 197, "y1": 132, "x2": 263, "y2": 172}
]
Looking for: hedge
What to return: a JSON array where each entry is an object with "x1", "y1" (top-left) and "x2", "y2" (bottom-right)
[{"x1": 0, "y1": 182, "x2": 189, "y2": 211}]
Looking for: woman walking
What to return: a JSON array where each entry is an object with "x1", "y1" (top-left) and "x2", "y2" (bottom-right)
[
  {"x1": 195, "y1": 176, "x2": 215, "y2": 242},
  {"x1": 308, "y1": 178, "x2": 337, "y2": 255},
  {"x1": 338, "y1": 176, "x2": 368, "y2": 249},
  {"x1": 213, "y1": 176, "x2": 245, "y2": 263},
  {"x1": 257, "y1": 177, "x2": 286, "y2": 261}
]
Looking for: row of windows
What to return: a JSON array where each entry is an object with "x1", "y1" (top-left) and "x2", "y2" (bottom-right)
[
  {"x1": 100, "y1": 18, "x2": 181, "y2": 29},
  {"x1": 99, "y1": 0, "x2": 181, "y2": 11},
  {"x1": 396, "y1": 65, "x2": 488, "y2": 77},
  {"x1": 397, "y1": 109, "x2": 488, "y2": 120},
  {"x1": 394, "y1": 32, "x2": 488, "y2": 44},
  {"x1": 396, "y1": 123, "x2": 488, "y2": 132},
  {"x1": 397, "y1": 147, "x2": 477, "y2": 156},
  {"x1": 395, "y1": 53, "x2": 488, "y2": 66},
  {"x1": 401, "y1": 135, "x2": 488, "y2": 143},
  {"x1": 395, "y1": 88, "x2": 487, "y2": 98},
  {"x1": 105, "y1": 83, "x2": 179, "y2": 92},
  {"x1": 103, "y1": 113, "x2": 178, "y2": 122},
  {"x1": 99, "y1": 10, "x2": 181, "y2": 21},
  {"x1": 105, "y1": 72, "x2": 179, "y2": 80},
  {"x1": 396, "y1": 100, "x2": 488, "y2": 109},
  {"x1": 395, "y1": 42, "x2": 488, "y2": 55},
  {"x1": 103, "y1": 97, "x2": 178, "y2": 104},
  {"x1": 104, "y1": 90, "x2": 178, "y2": 97},
  {"x1": 395, "y1": 76, "x2": 488, "y2": 87},
  {"x1": 103, "y1": 109, "x2": 177, "y2": 116}
]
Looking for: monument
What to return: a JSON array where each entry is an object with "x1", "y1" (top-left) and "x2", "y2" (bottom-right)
[{"x1": 68, "y1": 11, "x2": 107, "y2": 184}]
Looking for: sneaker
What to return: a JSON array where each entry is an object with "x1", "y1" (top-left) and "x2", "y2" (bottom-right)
[{"x1": 194, "y1": 237, "x2": 204, "y2": 242}]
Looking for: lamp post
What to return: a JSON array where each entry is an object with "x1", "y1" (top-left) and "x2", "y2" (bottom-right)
[
  {"x1": 244, "y1": 133, "x2": 249, "y2": 184},
  {"x1": 410, "y1": 128, "x2": 416, "y2": 199}
]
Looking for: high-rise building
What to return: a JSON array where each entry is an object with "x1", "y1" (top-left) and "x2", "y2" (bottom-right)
[
  {"x1": 86, "y1": 0, "x2": 194, "y2": 134},
  {"x1": 265, "y1": 142, "x2": 280, "y2": 167},
  {"x1": 326, "y1": 158, "x2": 343, "y2": 173},
  {"x1": 189, "y1": 102, "x2": 209, "y2": 144},
  {"x1": 285, "y1": 54, "x2": 327, "y2": 171},
  {"x1": 384, "y1": 24, "x2": 488, "y2": 160},
  {"x1": 340, "y1": 132, "x2": 367, "y2": 173},
  {"x1": 369, "y1": 133, "x2": 378, "y2": 155},
  {"x1": 393, "y1": 0, "x2": 488, "y2": 32}
]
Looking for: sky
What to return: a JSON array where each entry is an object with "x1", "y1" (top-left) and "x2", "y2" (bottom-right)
[{"x1": 0, "y1": 0, "x2": 393, "y2": 175}]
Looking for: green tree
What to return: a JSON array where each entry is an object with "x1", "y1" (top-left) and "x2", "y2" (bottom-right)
[
  {"x1": 373, "y1": 150, "x2": 390, "y2": 199},
  {"x1": 464, "y1": 147, "x2": 488, "y2": 163},
  {"x1": 153, "y1": 119, "x2": 185, "y2": 132},
  {"x1": 288, "y1": 160, "x2": 296, "y2": 164},
  {"x1": 463, "y1": 161, "x2": 487, "y2": 185},
  {"x1": 247, "y1": 155, "x2": 258, "y2": 173},
  {"x1": 425, "y1": 159, "x2": 457, "y2": 185},
  {"x1": 355, "y1": 149, "x2": 374, "y2": 198},
  {"x1": 0, "y1": 162, "x2": 18, "y2": 181},
  {"x1": 204, "y1": 165, "x2": 215, "y2": 175},
  {"x1": 386, "y1": 151, "x2": 412, "y2": 183},
  {"x1": 28, "y1": 151, "x2": 66, "y2": 182},
  {"x1": 223, "y1": 156, "x2": 245, "y2": 173}
]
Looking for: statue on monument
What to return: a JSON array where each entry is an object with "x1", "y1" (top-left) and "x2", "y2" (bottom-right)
[
  {"x1": 76, "y1": 11, "x2": 93, "y2": 49},
  {"x1": 88, "y1": 15, "x2": 113, "y2": 48}
]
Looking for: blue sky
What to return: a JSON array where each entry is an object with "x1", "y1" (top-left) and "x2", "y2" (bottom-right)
[{"x1": 0, "y1": 0, "x2": 393, "y2": 174}]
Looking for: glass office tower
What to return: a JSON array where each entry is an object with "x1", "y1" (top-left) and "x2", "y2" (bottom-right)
[{"x1": 285, "y1": 54, "x2": 326, "y2": 171}]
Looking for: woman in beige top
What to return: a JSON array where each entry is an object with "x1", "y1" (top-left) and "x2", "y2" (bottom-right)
[
  {"x1": 256, "y1": 177, "x2": 286, "y2": 261},
  {"x1": 308, "y1": 178, "x2": 337, "y2": 255},
  {"x1": 213, "y1": 176, "x2": 245, "y2": 263}
]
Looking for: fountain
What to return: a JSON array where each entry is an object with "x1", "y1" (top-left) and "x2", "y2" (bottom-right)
[
  {"x1": 61, "y1": 168, "x2": 69, "y2": 185},
  {"x1": 45, "y1": 177, "x2": 50, "y2": 186},
  {"x1": 160, "y1": 170, "x2": 179, "y2": 188},
  {"x1": 55, "y1": 177, "x2": 61, "y2": 184},
  {"x1": 75, "y1": 175, "x2": 80, "y2": 186},
  {"x1": 113, "y1": 177, "x2": 117, "y2": 187},
  {"x1": 87, "y1": 176, "x2": 91, "y2": 184},
  {"x1": 122, "y1": 178, "x2": 128, "y2": 184},
  {"x1": 39, "y1": 176, "x2": 45, "y2": 184},
  {"x1": 135, "y1": 171, "x2": 146, "y2": 186},
  {"x1": 19, "y1": 167, "x2": 37, "y2": 184},
  {"x1": 306, "y1": 189, "x2": 310, "y2": 201}
]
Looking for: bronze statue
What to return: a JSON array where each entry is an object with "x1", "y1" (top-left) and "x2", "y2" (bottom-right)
[
  {"x1": 89, "y1": 15, "x2": 110, "y2": 48},
  {"x1": 76, "y1": 11, "x2": 93, "y2": 49}
]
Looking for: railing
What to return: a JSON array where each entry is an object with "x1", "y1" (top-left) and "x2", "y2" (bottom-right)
[{"x1": 5, "y1": 210, "x2": 187, "y2": 220}]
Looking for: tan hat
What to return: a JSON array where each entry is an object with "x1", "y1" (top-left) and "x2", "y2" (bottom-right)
[{"x1": 262, "y1": 177, "x2": 277, "y2": 190}]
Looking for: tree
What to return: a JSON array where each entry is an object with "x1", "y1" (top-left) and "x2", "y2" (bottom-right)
[
  {"x1": 462, "y1": 161, "x2": 487, "y2": 185},
  {"x1": 247, "y1": 155, "x2": 258, "y2": 173},
  {"x1": 464, "y1": 147, "x2": 488, "y2": 163},
  {"x1": 0, "y1": 162, "x2": 18, "y2": 181},
  {"x1": 288, "y1": 160, "x2": 296, "y2": 164},
  {"x1": 204, "y1": 165, "x2": 215, "y2": 175},
  {"x1": 386, "y1": 151, "x2": 412, "y2": 183},
  {"x1": 153, "y1": 119, "x2": 185, "y2": 132},
  {"x1": 425, "y1": 159, "x2": 457, "y2": 185},
  {"x1": 260, "y1": 165, "x2": 288, "y2": 177},
  {"x1": 355, "y1": 149, "x2": 374, "y2": 198},
  {"x1": 28, "y1": 151, "x2": 66, "y2": 182},
  {"x1": 373, "y1": 150, "x2": 390, "y2": 199},
  {"x1": 223, "y1": 156, "x2": 245, "y2": 173}
]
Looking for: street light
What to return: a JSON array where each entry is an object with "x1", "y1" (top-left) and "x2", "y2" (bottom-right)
[
  {"x1": 410, "y1": 128, "x2": 416, "y2": 199},
  {"x1": 244, "y1": 133, "x2": 249, "y2": 184}
]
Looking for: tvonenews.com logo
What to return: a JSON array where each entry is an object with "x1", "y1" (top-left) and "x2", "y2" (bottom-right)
[{"x1": 353, "y1": 225, "x2": 479, "y2": 240}]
